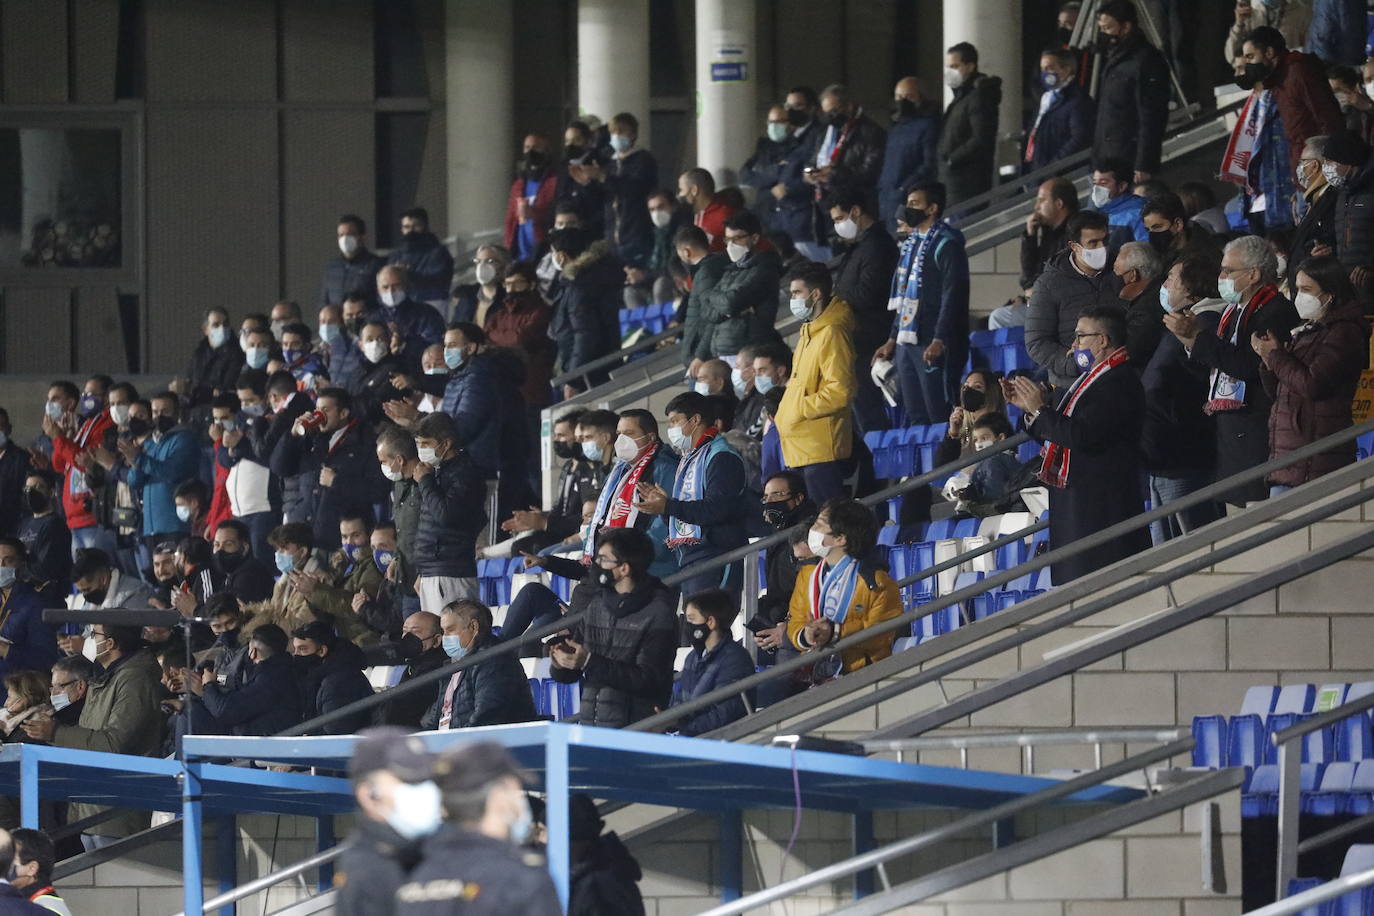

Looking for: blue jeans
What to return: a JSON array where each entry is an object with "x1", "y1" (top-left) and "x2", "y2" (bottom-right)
[
  {"x1": 501, "y1": 582, "x2": 564, "y2": 644},
  {"x1": 241, "y1": 511, "x2": 276, "y2": 566},
  {"x1": 800, "y1": 461, "x2": 848, "y2": 505},
  {"x1": 70, "y1": 525, "x2": 116, "y2": 561},
  {"x1": 1149, "y1": 473, "x2": 1223, "y2": 545}
]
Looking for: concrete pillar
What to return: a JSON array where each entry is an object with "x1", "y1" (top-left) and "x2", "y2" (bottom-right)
[
  {"x1": 577, "y1": 0, "x2": 651, "y2": 146},
  {"x1": 694, "y1": 0, "x2": 756, "y2": 185},
  {"x1": 942, "y1": 0, "x2": 1023, "y2": 178},
  {"x1": 444, "y1": 0, "x2": 513, "y2": 241}
]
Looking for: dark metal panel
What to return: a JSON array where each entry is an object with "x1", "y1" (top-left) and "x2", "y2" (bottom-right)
[
  {"x1": 143, "y1": 0, "x2": 276, "y2": 102},
  {"x1": 3, "y1": 287, "x2": 72, "y2": 372},
  {"x1": 144, "y1": 107, "x2": 279, "y2": 372},
  {"x1": 71, "y1": 0, "x2": 121, "y2": 103},
  {"x1": 281, "y1": 0, "x2": 374, "y2": 102},
  {"x1": 73, "y1": 285, "x2": 126, "y2": 372},
  {"x1": 280, "y1": 109, "x2": 375, "y2": 309},
  {"x1": 844, "y1": 0, "x2": 896, "y2": 111},
  {"x1": 773, "y1": 1, "x2": 844, "y2": 100},
  {"x1": 2, "y1": 0, "x2": 69, "y2": 103}
]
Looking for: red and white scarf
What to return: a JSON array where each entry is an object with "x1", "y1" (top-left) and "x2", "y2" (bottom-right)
[
  {"x1": 581, "y1": 443, "x2": 659, "y2": 564},
  {"x1": 1037, "y1": 347, "x2": 1130, "y2": 489},
  {"x1": 1220, "y1": 89, "x2": 1268, "y2": 187},
  {"x1": 1205, "y1": 285, "x2": 1277, "y2": 415}
]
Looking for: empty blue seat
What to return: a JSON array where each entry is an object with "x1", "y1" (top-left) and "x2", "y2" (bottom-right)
[
  {"x1": 927, "y1": 519, "x2": 957, "y2": 541},
  {"x1": 1342, "y1": 844, "x2": 1374, "y2": 875},
  {"x1": 877, "y1": 429, "x2": 905, "y2": 478},
  {"x1": 1243, "y1": 763, "x2": 1324, "y2": 818},
  {"x1": 1303, "y1": 761, "x2": 1359, "y2": 815},
  {"x1": 877, "y1": 524, "x2": 899, "y2": 547},
  {"x1": 1265, "y1": 713, "x2": 1332, "y2": 764},
  {"x1": 1275, "y1": 684, "x2": 1317, "y2": 716},
  {"x1": 1192, "y1": 715, "x2": 1227, "y2": 768},
  {"x1": 992, "y1": 326, "x2": 1024, "y2": 346},
  {"x1": 1345, "y1": 681, "x2": 1374, "y2": 717},
  {"x1": 1348, "y1": 761, "x2": 1374, "y2": 815},
  {"x1": 995, "y1": 539, "x2": 1030, "y2": 570},
  {"x1": 1337, "y1": 714, "x2": 1373, "y2": 761},
  {"x1": 1031, "y1": 566, "x2": 1053, "y2": 590},
  {"x1": 969, "y1": 329, "x2": 996, "y2": 349},
  {"x1": 1017, "y1": 438, "x2": 1042, "y2": 463},
  {"x1": 1357, "y1": 430, "x2": 1374, "y2": 460},
  {"x1": 1240, "y1": 685, "x2": 1281, "y2": 720},
  {"x1": 952, "y1": 517, "x2": 979, "y2": 538},
  {"x1": 1229, "y1": 714, "x2": 1266, "y2": 769},
  {"x1": 1284, "y1": 877, "x2": 1325, "y2": 916}
]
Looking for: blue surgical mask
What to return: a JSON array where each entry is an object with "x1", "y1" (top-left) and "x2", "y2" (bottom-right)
[
  {"x1": 245, "y1": 347, "x2": 269, "y2": 370},
  {"x1": 766, "y1": 122, "x2": 789, "y2": 143},
  {"x1": 1218, "y1": 277, "x2": 1242, "y2": 305},
  {"x1": 282, "y1": 348, "x2": 302, "y2": 365},
  {"x1": 444, "y1": 347, "x2": 466, "y2": 370},
  {"x1": 731, "y1": 368, "x2": 749, "y2": 398},
  {"x1": 275, "y1": 551, "x2": 296, "y2": 574},
  {"x1": 0, "y1": 567, "x2": 15, "y2": 589},
  {"x1": 320, "y1": 323, "x2": 341, "y2": 344},
  {"x1": 386, "y1": 779, "x2": 443, "y2": 840},
  {"x1": 373, "y1": 549, "x2": 394, "y2": 571},
  {"x1": 754, "y1": 374, "x2": 775, "y2": 396},
  {"x1": 175, "y1": 505, "x2": 192, "y2": 523},
  {"x1": 208, "y1": 325, "x2": 228, "y2": 348},
  {"x1": 667, "y1": 425, "x2": 690, "y2": 451},
  {"x1": 1072, "y1": 348, "x2": 1095, "y2": 373},
  {"x1": 609, "y1": 133, "x2": 632, "y2": 154},
  {"x1": 1159, "y1": 285, "x2": 1172, "y2": 313},
  {"x1": 581, "y1": 440, "x2": 603, "y2": 462},
  {"x1": 509, "y1": 796, "x2": 535, "y2": 845},
  {"x1": 442, "y1": 634, "x2": 469, "y2": 660},
  {"x1": 789, "y1": 297, "x2": 811, "y2": 319}
]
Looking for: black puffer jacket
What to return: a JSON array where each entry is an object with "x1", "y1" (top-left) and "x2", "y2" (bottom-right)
[
  {"x1": 569, "y1": 832, "x2": 646, "y2": 916},
  {"x1": 694, "y1": 247, "x2": 783, "y2": 358},
  {"x1": 938, "y1": 72, "x2": 1002, "y2": 205},
  {"x1": 1334, "y1": 158, "x2": 1374, "y2": 272},
  {"x1": 419, "y1": 633, "x2": 538, "y2": 730},
  {"x1": 1092, "y1": 32, "x2": 1170, "y2": 175},
  {"x1": 413, "y1": 451, "x2": 486, "y2": 579},
  {"x1": 549, "y1": 577, "x2": 677, "y2": 729},
  {"x1": 300, "y1": 640, "x2": 374, "y2": 734},
  {"x1": 1025, "y1": 250, "x2": 1125, "y2": 388},
  {"x1": 549, "y1": 241, "x2": 626, "y2": 373},
  {"x1": 186, "y1": 338, "x2": 246, "y2": 408}
]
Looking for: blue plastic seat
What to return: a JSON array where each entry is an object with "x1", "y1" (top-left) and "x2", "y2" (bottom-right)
[
  {"x1": 992, "y1": 326, "x2": 1024, "y2": 346},
  {"x1": 877, "y1": 429, "x2": 905, "y2": 478},
  {"x1": 927, "y1": 519, "x2": 957, "y2": 541},
  {"x1": 1336, "y1": 714, "x2": 1373, "y2": 761},
  {"x1": 1191, "y1": 715, "x2": 1227, "y2": 768},
  {"x1": 1274, "y1": 684, "x2": 1317, "y2": 716},
  {"x1": 1265, "y1": 713, "x2": 1331, "y2": 764},
  {"x1": 1240, "y1": 685, "x2": 1280, "y2": 720},
  {"x1": 1228, "y1": 714, "x2": 1266, "y2": 770},
  {"x1": 877, "y1": 525, "x2": 900, "y2": 547},
  {"x1": 952, "y1": 517, "x2": 979, "y2": 539},
  {"x1": 1243, "y1": 763, "x2": 1324, "y2": 818},
  {"x1": 1017, "y1": 438, "x2": 1042, "y2": 463},
  {"x1": 1345, "y1": 681, "x2": 1374, "y2": 718},
  {"x1": 1284, "y1": 877, "x2": 1325, "y2": 916},
  {"x1": 1347, "y1": 761, "x2": 1374, "y2": 815},
  {"x1": 1357, "y1": 430, "x2": 1374, "y2": 460},
  {"x1": 969, "y1": 329, "x2": 996, "y2": 349},
  {"x1": 1341, "y1": 843, "x2": 1374, "y2": 875},
  {"x1": 1303, "y1": 761, "x2": 1358, "y2": 815}
]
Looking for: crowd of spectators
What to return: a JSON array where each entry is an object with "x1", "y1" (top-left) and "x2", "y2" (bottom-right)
[{"x1": 1, "y1": 2, "x2": 1374, "y2": 904}]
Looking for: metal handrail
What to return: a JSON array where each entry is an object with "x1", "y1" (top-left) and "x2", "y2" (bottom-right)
[
  {"x1": 696, "y1": 735, "x2": 1197, "y2": 916},
  {"x1": 635, "y1": 416, "x2": 1374, "y2": 736},
  {"x1": 1243, "y1": 866, "x2": 1374, "y2": 916},
  {"x1": 865, "y1": 728, "x2": 1184, "y2": 752},
  {"x1": 173, "y1": 843, "x2": 349, "y2": 916},
  {"x1": 1271, "y1": 689, "x2": 1374, "y2": 898},
  {"x1": 548, "y1": 323, "x2": 682, "y2": 389}
]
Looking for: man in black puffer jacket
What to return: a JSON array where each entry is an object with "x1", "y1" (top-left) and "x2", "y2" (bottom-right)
[
  {"x1": 291, "y1": 620, "x2": 374, "y2": 734},
  {"x1": 938, "y1": 42, "x2": 1002, "y2": 207},
  {"x1": 547, "y1": 228, "x2": 624, "y2": 390},
  {"x1": 1091, "y1": 1, "x2": 1170, "y2": 183},
  {"x1": 386, "y1": 207, "x2": 454, "y2": 305},
  {"x1": 549, "y1": 528, "x2": 676, "y2": 729},
  {"x1": 411, "y1": 412, "x2": 486, "y2": 615},
  {"x1": 421, "y1": 600, "x2": 537, "y2": 730},
  {"x1": 195, "y1": 624, "x2": 303, "y2": 736}
]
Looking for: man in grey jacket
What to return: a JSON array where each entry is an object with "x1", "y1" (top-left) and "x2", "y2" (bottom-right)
[{"x1": 1025, "y1": 210, "x2": 1124, "y2": 389}]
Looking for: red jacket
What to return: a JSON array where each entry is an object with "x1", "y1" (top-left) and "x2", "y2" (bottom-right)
[
  {"x1": 205, "y1": 441, "x2": 233, "y2": 536},
  {"x1": 1261, "y1": 297, "x2": 1371, "y2": 487},
  {"x1": 503, "y1": 170, "x2": 559, "y2": 255},
  {"x1": 1265, "y1": 51, "x2": 1344, "y2": 174},
  {"x1": 485, "y1": 292, "x2": 555, "y2": 406},
  {"x1": 695, "y1": 196, "x2": 737, "y2": 252},
  {"x1": 50, "y1": 410, "x2": 114, "y2": 530}
]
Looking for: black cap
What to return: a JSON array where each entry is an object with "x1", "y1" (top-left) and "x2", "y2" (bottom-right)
[
  {"x1": 569, "y1": 794, "x2": 604, "y2": 843},
  {"x1": 432, "y1": 742, "x2": 524, "y2": 793},
  {"x1": 1325, "y1": 130, "x2": 1371, "y2": 168},
  {"x1": 349, "y1": 728, "x2": 435, "y2": 784}
]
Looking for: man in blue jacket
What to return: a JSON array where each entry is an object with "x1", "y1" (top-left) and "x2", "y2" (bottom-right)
[
  {"x1": 633, "y1": 392, "x2": 747, "y2": 595},
  {"x1": 0, "y1": 539, "x2": 60, "y2": 684},
  {"x1": 1024, "y1": 49, "x2": 1095, "y2": 174},
  {"x1": 120, "y1": 391, "x2": 199, "y2": 555},
  {"x1": 1089, "y1": 157, "x2": 1148, "y2": 243},
  {"x1": 873, "y1": 182, "x2": 970, "y2": 427},
  {"x1": 191, "y1": 623, "x2": 302, "y2": 736},
  {"x1": 374, "y1": 265, "x2": 447, "y2": 375},
  {"x1": 878, "y1": 77, "x2": 941, "y2": 233},
  {"x1": 671, "y1": 588, "x2": 753, "y2": 737}
]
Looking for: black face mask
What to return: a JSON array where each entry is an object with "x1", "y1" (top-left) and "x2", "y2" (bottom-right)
[
  {"x1": 688, "y1": 623, "x2": 710, "y2": 652},
  {"x1": 786, "y1": 108, "x2": 808, "y2": 127},
  {"x1": 23, "y1": 489, "x2": 47, "y2": 514},
  {"x1": 294, "y1": 653, "x2": 324, "y2": 674},
  {"x1": 82, "y1": 588, "x2": 107, "y2": 606},
  {"x1": 960, "y1": 387, "x2": 986, "y2": 411},
  {"x1": 553, "y1": 440, "x2": 581, "y2": 461},
  {"x1": 125, "y1": 418, "x2": 150, "y2": 439},
  {"x1": 1097, "y1": 32, "x2": 1120, "y2": 52},
  {"x1": 1057, "y1": 26, "x2": 1072, "y2": 45},
  {"x1": 596, "y1": 567, "x2": 616, "y2": 589},
  {"x1": 154, "y1": 415, "x2": 176, "y2": 435},
  {"x1": 398, "y1": 632, "x2": 424, "y2": 660},
  {"x1": 1147, "y1": 229, "x2": 1174, "y2": 256},
  {"x1": 903, "y1": 207, "x2": 927, "y2": 227},
  {"x1": 214, "y1": 549, "x2": 245, "y2": 576},
  {"x1": 216, "y1": 627, "x2": 239, "y2": 648},
  {"x1": 344, "y1": 317, "x2": 364, "y2": 336},
  {"x1": 828, "y1": 110, "x2": 849, "y2": 128},
  {"x1": 892, "y1": 98, "x2": 916, "y2": 121},
  {"x1": 564, "y1": 143, "x2": 585, "y2": 161},
  {"x1": 1238, "y1": 62, "x2": 1272, "y2": 90},
  {"x1": 762, "y1": 506, "x2": 790, "y2": 529},
  {"x1": 521, "y1": 150, "x2": 548, "y2": 175}
]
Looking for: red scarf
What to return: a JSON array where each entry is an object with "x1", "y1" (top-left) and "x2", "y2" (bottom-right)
[
  {"x1": 1037, "y1": 347, "x2": 1130, "y2": 489},
  {"x1": 1205, "y1": 285, "x2": 1277, "y2": 415}
]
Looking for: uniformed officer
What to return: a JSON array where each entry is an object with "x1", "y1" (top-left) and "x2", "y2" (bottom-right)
[
  {"x1": 396, "y1": 742, "x2": 561, "y2": 915},
  {"x1": 336, "y1": 727, "x2": 443, "y2": 916}
]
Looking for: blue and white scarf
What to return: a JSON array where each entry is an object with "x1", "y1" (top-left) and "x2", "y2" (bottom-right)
[
  {"x1": 887, "y1": 221, "x2": 952, "y2": 345},
  {"x1": 667, "y1": 431, "x2": 717, "y2": 548},
  {"x1": 808, "y1": 554, "x2": 860, "y2": 625}
]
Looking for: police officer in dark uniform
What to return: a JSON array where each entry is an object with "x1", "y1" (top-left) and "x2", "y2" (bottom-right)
[
  {"x1": 336, "y1": 727, "x2": 444, "y2": 916},
  {"x1": 396, "y1": 742, "x2": 561, "y2": 916}
]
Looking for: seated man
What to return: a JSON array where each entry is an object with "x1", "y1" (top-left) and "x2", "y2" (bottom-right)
[
  {"x1": 190, "y1": 623, "x2": 303, "y2": 736},
  {"x1": 669, "y1": 588, "x2": 754, "y2": 736},
  {"x1": 244, "y1": 522, "x2": 327, "y2": 636},
  {"x1": 421, "y1": 600, "x2": 537, "y2": 731},
  {"x1": 289, "y1": 514, "x2": 384, "y2": 645},
  {"x1": 377, "y1": 611, "x2": 448, "y2": 727},
  {"x1": 786, "y1": 499, "x2": 901, "y2": 682},
  {"x1": 211, "y1": 518, "x2": 274, "y2": 604},
  {"x1": 291, "y1": 620, "x2": 374, "y2": 735}
]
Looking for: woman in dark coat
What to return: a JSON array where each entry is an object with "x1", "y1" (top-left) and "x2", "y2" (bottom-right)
[{"x1": 1257, "y1": 256, "x2": 1371, "y2": 491}]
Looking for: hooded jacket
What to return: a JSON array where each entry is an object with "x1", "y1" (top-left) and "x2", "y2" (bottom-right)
[
  {"x1": 1261, "y1": 296, "x2": 1371, "y2": 486},
  {"x1": 549, "y1": 240, "x2": 625, "y2": 373},
  {"x1": 300, "y1": 639, "x2": 374, "y2": 734},
  {"x1": 679, "y1": 253, "x2": 730, "y2": 366},
  {"x1": 386, "y1": 231, "x2": 454, "y2": 303},
  {"x1": 549, "y1": 576, "x2": 678, "y2": 729},
  {"x1": 776, "y1": 298, "x2": 857, "y2": 467},
  {"x1": 938, "y1": 72, "x2": 1003, "y2": 203},
  {"x1": 1025, "y1": 250, "x2": 1125, "y2": 388}
]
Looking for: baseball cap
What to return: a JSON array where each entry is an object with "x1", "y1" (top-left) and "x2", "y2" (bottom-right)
[
  {"x1": 349, "y1": 727, "x2": 435, "y2": 785},
  {"x1": 432, "y1": 741, "x2": 524, "y2": 794}
]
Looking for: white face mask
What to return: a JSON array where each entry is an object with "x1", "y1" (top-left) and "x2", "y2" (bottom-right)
[
  {"x1": 338, "y1": 234, "x2": 360, "y2": 258},
  {"x1": 650, "y1": 209, "x2": 672, "y2": 229},
  {"x1": 475, "y1": 262, "x2": 499, "y2": 285},
  {"x1": 789, "y1": 296, "x2": 812, "y2": 319},
  {"x1": 1076, "y1": 244, "x2": 1108, "y2": 272},
  {"x1": 362, "y1": 340, "x2": 388, "y2": 364},
  {"x1": 833, "y1": 217, "x2": 859, "y2": 240},
  {"x1": 973, "y1": 438, "x2": 995, "y2": 452},
  {"x1": 110, "y1": 403, "x2": 131, "y2": 426},
  {"x1": 380, "y1": 462, "x2": 404, "y2": 482},
  {"x1": 613, "y1": 433, "x2": 642, "y2": 463},
  {"x1": 943, "y1": 67, "x2": 964, "y2": 89},
  {"x1": 379, "y1": 288, "x2": 403, "y2": 307},
  {"x1": 693, "y1": 380, "x2": 712, "y2": 396},
  {"x1": 666, "y1": 425, "x2": 690, "y2": 452},
  {"x1": 385, "y1": 779, "x2": 443, "y2": 840},
  {"x1": 208, "y1": 325, "x2": 228, "y2": 348},
  {"x1": 417, "y1": 445, "x2": 438, "y2": 466},
  {"x1": 1089, "y1": 184, "x2": 1112, "y2": 208},
  {"x1": 726, "y1": 241, "x2": 749, "y2": 264},
  {"x1": 1294, "y1": 291, "x2": 1326, "y2": 321},
  {"x1": 807, "y1": 527, "x2": 833, "y2": 560}
]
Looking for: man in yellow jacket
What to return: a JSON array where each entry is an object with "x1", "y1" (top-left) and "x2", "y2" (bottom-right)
[{"x1": 774, "y1": 262, "x2": 858, "y2": 504}]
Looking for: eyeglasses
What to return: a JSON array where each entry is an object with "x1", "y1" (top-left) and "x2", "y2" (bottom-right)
[
  {"x1": 1218, "y1": 265, "x2": 1255, "y2": 276},
  {"x1": 761, "y1": 493, "x2": 794, "y2": 504},
  {"x1": 51, "y1": 680, "x2": 78, "y2": 691},
  {"x1": 593, "y1": 555, "x2": 622, "y2": 569},
  {"x1": 1072, "y1": 331, "x2": 1104, "y2": 341}
]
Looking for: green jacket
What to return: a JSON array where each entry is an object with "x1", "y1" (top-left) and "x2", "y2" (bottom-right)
[
  {"x1": 680, "y1": 253, "x2": 729, "y2": 365},
  {"x1": 307, "y1": 552, "x2": 384, "y2": 644},
  {"x1": 54, "y1": 649, "x2": 164, "y2": 836},
  {"x1": 695, "y1": 247, "x2": 783, "y2": 358}
]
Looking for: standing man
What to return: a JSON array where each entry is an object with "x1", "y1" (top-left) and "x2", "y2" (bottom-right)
[
  {"x1": 504, "y1": 135, "x2": 559, "y2": 262},
  {"x1": 412, "y1": 412, "x2": 486, "y2": 612},
  {"x1": 939, "y1": 42, "x2": 1003, "y2": 206},
  {"x1": 1320, "y1": 130, "x2": 1374, "y2": 295},
  {"x1": 323, "y1": 214, "x2": 387, "y2": 306},
  {"x1": 580, "y1": 408, "x2": 679, "y2": 578},
  {"x1": 46, "y1": 380, "x2": 115, "y2": 557},
  {"x1": 877, "y1": 77, "x2": 941, "y2": 232},
  {"x1": 1021, "y1": 178, "x2": 1080, "y2": 296},
  {"x1": 1092, "y1": 0, "x2": 1170, "y2": 184},
  {"x1": 773, "y1": 86, "x2": 830, "y2": 262},
  {"x1": 873, "y1": 182, "x2": 969, "y2": 427},
  {"x1": 121, "y1": 392, "x2": 198, "y2": 557},
  {"x1": 336, "y1": 728, "x2": 442, "y2": 916},
  {"x1": 387, "y1": 207, "x2": 455, "y2": 307},
  {"x1": 692, "y1": 211, "x2": 783, "y2": 364},
  {"x1": 775, "y1": 263, "x2": 856, "y2": 503},
  {"x1": 1026, "y1": 211, "x2": 1125, "y2": 389},
  {"x1": 1025, "y1": 48, "x2": 1095, "y2": 173},
  {"x1": 1004, "y1": 306, "x2": 1151, "y2": 583},
  {"x1": 807, "y1": 84, "x2": 887, "y2": 203},
  {"x1": 0, "y1": 409, "x2": 27, "y2": 538}
]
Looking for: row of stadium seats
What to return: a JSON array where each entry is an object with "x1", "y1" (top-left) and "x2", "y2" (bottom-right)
[
  {"x1": 1192, "y1": 683, "x2": 1374, "y2": 771},
  {"x1": 1286, "y1": 845, "x2": 1374, "y2": 914},
  {"x1": 618, "y1": 302, "x2": 677, "y2": 338}
]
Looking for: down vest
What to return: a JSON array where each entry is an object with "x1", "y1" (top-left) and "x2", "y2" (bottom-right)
[
  {"x1": 549, "y1": 577, "x2": 677, "y2": 729},
  {"x1": 1260, "y1": 298, "x2": 1371, "y2": 487}
]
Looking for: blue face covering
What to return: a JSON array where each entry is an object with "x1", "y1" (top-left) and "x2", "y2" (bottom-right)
[
  {"x1": 342, "y1": 544, "x2": 359, "y2": 563},
  {"x1": 754, "y1": 374, "x2": 775, "y2": 396},
  {"x1": 1072, "y1": 348, "x2": 1095, "y2": 373},
  {"x1": 444, "y1": 347, "x2": 466, "y2": 370},
  {"x1": 581, "y1": 440, "x2": 603, "y2": 462},
  {"x1": 274, "y1": 551, "x2": 296, "y2": 574},
  {"x1": 373, "y1": 549, "x2": 394, "y2": 572},
  {"x1": 442, "y1": 634, "x2": 469, "y2": 660},
  {"x1": 320, "y1": 323, "x2": 341, "y2": 344},
  {"x1": 1159, "y1": 285, "x2": 1172, "y2": 313}
]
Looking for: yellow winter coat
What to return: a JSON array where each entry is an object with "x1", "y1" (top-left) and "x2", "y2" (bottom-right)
[
  {"x1": 775, "y1": 297, "x2": 857, "y2": 467},
  {"x1": 786, "y1": 558, "x2": 902, "y2": 673}
]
